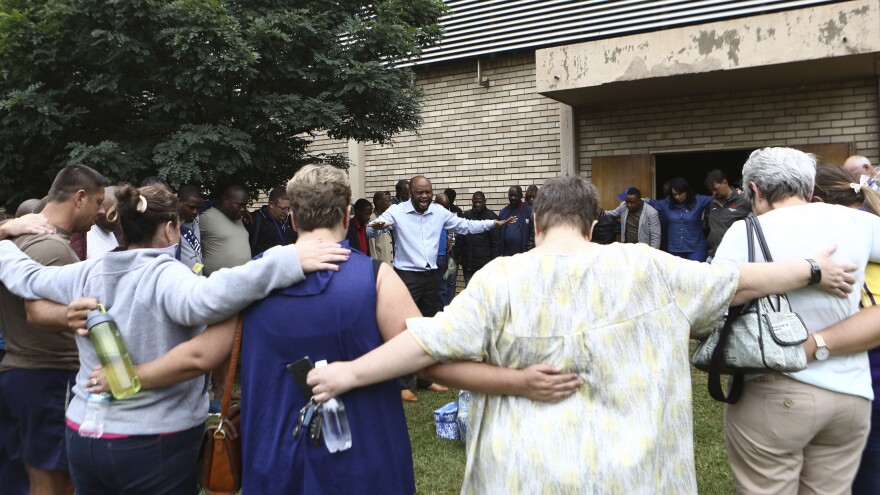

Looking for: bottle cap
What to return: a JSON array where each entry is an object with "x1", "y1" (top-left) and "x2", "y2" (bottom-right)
[
  {"x1": 315, "y1": 360, "x2": 328, "y2": 368},
  {"x1": 85, "y1": 309, "x2": 113, "y2": 331}
]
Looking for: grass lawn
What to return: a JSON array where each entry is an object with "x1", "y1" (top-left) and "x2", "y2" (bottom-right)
[
  {"x1": 404, "y1": 355, "x2": 735, "y2": 494},
  {"x1": 211, "y1": 344, "x2": 735, "y2": 494}
]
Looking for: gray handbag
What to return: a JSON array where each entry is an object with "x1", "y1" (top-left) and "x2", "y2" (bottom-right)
[{"x1": 691, "y1": 213, "x2": 809, "y2": 403}]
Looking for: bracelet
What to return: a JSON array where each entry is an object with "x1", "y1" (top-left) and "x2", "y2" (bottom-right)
[{"x1": 805, "y1": 258, "x2": 821, "y2": 285}]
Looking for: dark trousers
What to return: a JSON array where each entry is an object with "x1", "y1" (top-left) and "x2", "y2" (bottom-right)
[
  {"x1": 395, "y1": 268, "x2": 437, "y2": 389},
  {"x1": 0, "y1": 350, "x2": 28, "y2": 495},
  {"x1": 395, "y1": 268, "x2": 439, "y2": 318},
  {"x1": 854, "y1": 408, "x2": 880, "y2": 494},
  {"x1": 66, "y1": 424, "x2": 203, "y2": 495}
]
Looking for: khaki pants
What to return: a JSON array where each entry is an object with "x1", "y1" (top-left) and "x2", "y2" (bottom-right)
[{"x1": 724, "y1": 374, "x2": 870, "y2": 495}]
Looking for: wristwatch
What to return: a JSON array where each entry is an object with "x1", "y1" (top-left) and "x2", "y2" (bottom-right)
[
  {"x1": 812, "y1": 333, "x2": 830, "y2": 361},
  {"x1": 805, "y1": 258, "x2": 821, "y2": 285}
]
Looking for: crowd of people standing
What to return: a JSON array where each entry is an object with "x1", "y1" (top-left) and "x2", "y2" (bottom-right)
[{"x1": 1, "y1": 147, "x2": 880, "y2": 494}]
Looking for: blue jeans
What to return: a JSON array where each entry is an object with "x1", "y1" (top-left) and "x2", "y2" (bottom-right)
[
  {"x1": 853, "y1": 408, "x2": 880, "y2": 494},
  {"x1": 436, "y1": 255, "x2": 457, "y2": 311},
  {"x1": 66, "y1": 424, "x2": 203, "y2": 495}
]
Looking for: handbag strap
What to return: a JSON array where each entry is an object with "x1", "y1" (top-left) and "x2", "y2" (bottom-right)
[
  {"x1": 220, "y1": 314, "x2": 244, "y2": 417},
  {"x1": 749, "y1": 213, "x2": 773, "y2": 263},
  {"x1": 705, "y1": 214, "x2": 764, "y2": 404},
  {"x1": 706, "y1": 304, "x2": 746, "y2": 403}
]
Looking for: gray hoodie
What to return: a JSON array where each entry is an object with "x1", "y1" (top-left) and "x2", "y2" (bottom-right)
[{"x1": 0, "y1": 240, "x2": 305, "y2": 434}]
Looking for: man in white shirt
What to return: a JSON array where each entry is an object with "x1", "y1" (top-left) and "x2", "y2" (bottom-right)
[{"x1": 86, "y1": 185, "x2": 120, "y2": 259}]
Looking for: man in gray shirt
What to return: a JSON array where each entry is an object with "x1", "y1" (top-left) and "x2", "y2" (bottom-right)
[
  {"x1": 606, "y1": 187, "x2": 661, "y2": 249},
  {"x1": 199, "y1": 185, "x2": 251, "y2": 276}
]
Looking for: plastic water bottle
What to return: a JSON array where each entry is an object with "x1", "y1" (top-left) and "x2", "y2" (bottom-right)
[
  {"x1": 79, "y1": 393, "x2": 111, "y2": 438},
  {"x1": 315, "y1": 360, "x2": 352, "y2": 453},
  {"x1": 86, "y1": 306, "x2": 141, "y2": 400}
]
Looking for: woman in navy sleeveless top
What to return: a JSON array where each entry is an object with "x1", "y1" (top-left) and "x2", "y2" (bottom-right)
[{"x1": 241, "y1": 246, "x2": 414, "y2": 494}]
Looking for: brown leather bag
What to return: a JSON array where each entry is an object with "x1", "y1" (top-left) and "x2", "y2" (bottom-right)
[{"x1": 201, "y1": 315, "x2": 243, "y2": 495}]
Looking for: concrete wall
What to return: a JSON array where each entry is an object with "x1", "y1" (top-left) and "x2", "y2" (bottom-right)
[{"x1": 537, "y1": 0, "x2": 880, "y2": 93}]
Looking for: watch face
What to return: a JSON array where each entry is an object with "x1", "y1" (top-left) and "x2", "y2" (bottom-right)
[{"x1": 815, "y1": 347, "x2": 831, "y2": 361}]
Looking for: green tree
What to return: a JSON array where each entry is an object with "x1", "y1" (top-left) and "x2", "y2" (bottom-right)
[{"x1": 0, "y1": 0, "x2": 445, "y2": 207}]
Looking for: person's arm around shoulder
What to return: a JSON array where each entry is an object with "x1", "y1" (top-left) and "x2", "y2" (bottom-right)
[
  {"x1": 697, "y1": 194, "x2": 715, "y2": 212},
  {"x1": 0, "y1": 215, "x2": 54, "y2": 240},
  {"x1": 0, "y1": 239, "x2": 84, "y2": 305},
  {"x1": 156, "y1": 240, "x2": 350, "y2": 326},
  {"x1": 734, "y1": 245, "x2": 856, "y2": 305},
  {"x1": 605, "y1": 202, "x2": 625, "y2": 219}
]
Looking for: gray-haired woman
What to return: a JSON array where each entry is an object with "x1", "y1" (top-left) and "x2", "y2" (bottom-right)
[
  {"x1": 308, "y1": 175, "x2": 856, "y2": 494},
  {"x1": 713, "y1": 147, "x2": 880, "y2": 495}
]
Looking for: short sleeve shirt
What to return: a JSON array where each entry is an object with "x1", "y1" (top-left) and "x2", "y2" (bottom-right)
[
  {"x1": 0, "y1": 230, "x2": 80, "y2": 371},
  {"x1": 199, "y1": 208, "x2": 252, "y2": 276},
  {"x1": 407, "y1": 244, "x2": 739, "y2": 494}
]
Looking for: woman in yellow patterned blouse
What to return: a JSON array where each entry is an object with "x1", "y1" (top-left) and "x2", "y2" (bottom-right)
[{"x1": 308, "y1": 176, "x2": 857, "y2": 494}]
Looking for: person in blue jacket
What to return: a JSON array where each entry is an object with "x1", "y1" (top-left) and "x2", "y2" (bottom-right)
[
  {"x1": 499, "y1": 186, "x2": 535, "y2": 255},
  {"x1": 647, "y1": 177, "x2": 713, "y2": 261}
]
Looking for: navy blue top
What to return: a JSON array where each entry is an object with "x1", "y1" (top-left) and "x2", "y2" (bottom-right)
[
  {"x1": 499, "y1": 202, "x2": 534, "y2": 255},
  {"x1": 648, "y1": 195, "x2": 713, "y2": 253},
  {"x1": 240, "y1": 245, "x2": 415, "y2": 494}
]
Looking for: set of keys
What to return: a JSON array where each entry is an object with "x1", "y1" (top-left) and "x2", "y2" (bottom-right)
[{"x1": 293, "y1": 398, "x2": 324, "y2": 445}]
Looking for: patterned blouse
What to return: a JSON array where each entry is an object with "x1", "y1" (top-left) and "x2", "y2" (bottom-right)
[{"x1": 408, "y1": 244, "x2": 739, "y2": 494}]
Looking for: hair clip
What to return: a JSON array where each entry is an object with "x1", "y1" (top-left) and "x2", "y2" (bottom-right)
[
  {"x1": 105, "y1": 204, "x2": 119, "y2": 223},
  {"x1": 137, "y1": 195, "x2": 148, "y2": 213},
  {"x1": 851, "y1": 175, "x2": 870, "y2": 195}
]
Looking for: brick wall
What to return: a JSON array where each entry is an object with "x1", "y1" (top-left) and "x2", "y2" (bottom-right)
[
  {"x1": 308, "y1": 55, "x2": 879, "y2": 207},
  {"x1": 578, "y1": 79, "x2": 879, "y2": 177},
  {"x1": 308, "y1": 52, "x2": 563, "y2": 212}
]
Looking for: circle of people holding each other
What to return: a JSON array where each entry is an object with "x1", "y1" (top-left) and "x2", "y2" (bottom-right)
[{"x1": 0, "y1": 146, "x2": 879, "y2": 494}]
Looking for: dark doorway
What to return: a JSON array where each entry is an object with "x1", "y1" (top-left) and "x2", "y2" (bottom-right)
[{"x1": 654, "y1": 149, "x2": 752, "y2": 197}]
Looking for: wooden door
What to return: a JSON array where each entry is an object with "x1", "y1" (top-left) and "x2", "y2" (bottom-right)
[
  {"x1": 794, "y1": 143, "x2": 854, "y2": 167},
  {"x1": 591, "y1": 154, "x2": 653, "y2": 210}
]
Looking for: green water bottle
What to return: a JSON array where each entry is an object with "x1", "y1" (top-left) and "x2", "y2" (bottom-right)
[{"x1": 86, "y1": 305, "x2": 141, "y2": 400}]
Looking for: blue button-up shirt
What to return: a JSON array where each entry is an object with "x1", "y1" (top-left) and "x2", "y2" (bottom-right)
[
  {"x1": 367, "y1": 201, "x2": 494, "y2": 271},
  {"x1": 647, "y1": 195, "x2": 713, "y2": 253}
]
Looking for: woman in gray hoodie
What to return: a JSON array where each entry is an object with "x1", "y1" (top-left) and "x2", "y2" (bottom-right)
[{"x1": 0, "y1": 184, "x2": 349, "y2": 495}]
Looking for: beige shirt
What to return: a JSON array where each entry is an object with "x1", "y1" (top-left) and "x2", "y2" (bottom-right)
[
  {"x1": 0, "y1": 229, "x2": 80, "y2": 371},
  {"x1": 408, "y1": 244, "x2": 739, "y2": 494},
  {"x1": 368, "y1": 212, "x2": 393, "y2": 264},
  {"x1": 199, "y1": 207, "x2": 251, "y2": 276}
]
